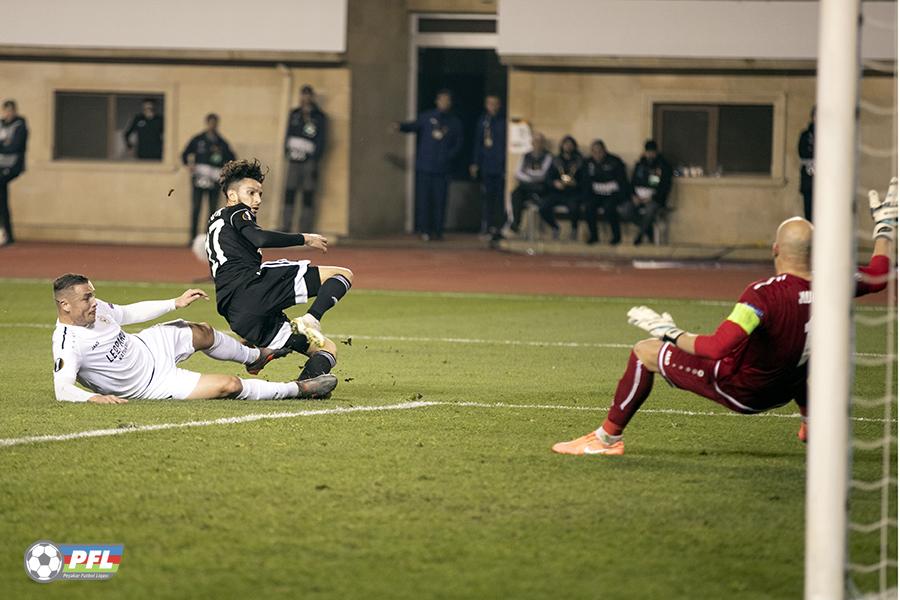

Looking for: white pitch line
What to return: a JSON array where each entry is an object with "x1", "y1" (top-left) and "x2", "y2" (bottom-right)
[
  {"x1": 1, "y1": 399, "x2": 894, "y2": 449},
  {"x1": 0, "y1": 401, "x2": 436, "y2": 448},
  {"x1": 0, "y1": 323, "x2": 892, "y2": 358},
  {"x1": 442, "y1": 401, "x2": 897, "y2": 424},
  {"x1": 1, "y1": 278, "x2": 890, "y2": 311}
]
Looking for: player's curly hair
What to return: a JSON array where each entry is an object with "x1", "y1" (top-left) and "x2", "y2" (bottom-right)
[{"x1": 219, "y1": 158, "x2": 267, "y2": 192}]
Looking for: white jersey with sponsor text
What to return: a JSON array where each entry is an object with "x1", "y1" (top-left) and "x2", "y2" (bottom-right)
[{"x1": 51, "y1": 300, "x2": 156, "y2": 398}]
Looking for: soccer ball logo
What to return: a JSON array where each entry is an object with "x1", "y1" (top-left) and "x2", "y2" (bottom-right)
[{"x1": 24, "y1": 541, "x2": 63, "y2": 582}]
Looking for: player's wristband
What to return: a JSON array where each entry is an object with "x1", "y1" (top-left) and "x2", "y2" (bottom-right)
[
  {"x1": 298, "y1": 234, "x2": 306, "y2": 246},
  {"x1": 663, "y1": 328, "x2": 686, "y2": 344}
]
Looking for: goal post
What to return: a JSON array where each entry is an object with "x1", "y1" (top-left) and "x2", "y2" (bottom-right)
[{"x1": 805, "y1": 0, "x2": 862, "y2": 599}]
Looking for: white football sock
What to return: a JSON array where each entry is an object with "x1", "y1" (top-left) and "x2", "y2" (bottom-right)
[
  {"x1": 235, "y1": 378, "x2": 298, "y2": 400},
  {"x1": 203, "y1": 330, "x2": 260, "y2": 364},
  {"x1": 596, "y1": 427, "x2": 623, "y2": 445}
]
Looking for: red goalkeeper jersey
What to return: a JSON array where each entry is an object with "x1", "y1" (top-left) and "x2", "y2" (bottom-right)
[
  {"x1": 719, "y1": 273, "x2": 811, "y2": 398},
  {"x1": 695, "y1": 256, "x2": 890, "y2": 404}
]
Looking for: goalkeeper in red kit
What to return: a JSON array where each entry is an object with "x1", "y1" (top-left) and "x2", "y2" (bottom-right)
[{"x1": 553, "y1": 179, "x2": 897, "y2": 456}]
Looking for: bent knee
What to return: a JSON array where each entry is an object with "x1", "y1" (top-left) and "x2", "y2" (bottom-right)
[
  {"x1": 321, "y1": 337, "x2": 337, "y2": 356},
  {"x1": 222, "y1": 376, "x2": 243, "y2": 397},
  {"x1": 633, "y1": 338, "x2": 662, "y2": 367},
  {"x1": 337, "y1": 267, "x2": 353, "y2": 284}
]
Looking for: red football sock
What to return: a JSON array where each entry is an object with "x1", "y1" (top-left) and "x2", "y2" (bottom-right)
[{"x1": 602, "y1": 351, "x2": 655, "y2": 436}]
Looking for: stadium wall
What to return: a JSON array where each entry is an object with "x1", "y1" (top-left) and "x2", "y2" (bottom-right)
[
  {"x1": 507, "y1": 69, "x2": 895, "y2": 247},
  {"x1": 0, "y1": 61, "x2": 350, "y2": 244}
]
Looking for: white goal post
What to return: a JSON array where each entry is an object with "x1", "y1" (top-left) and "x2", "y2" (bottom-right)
[{"x1": 805, "y1": 0, "x2": 862, "y2": 599}]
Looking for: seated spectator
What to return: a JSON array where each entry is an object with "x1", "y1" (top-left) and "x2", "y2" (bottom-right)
[
  {"x1": 509, "y1": 132, "x2": 552, "y2": 234},
  {"x1": 626, "y1": 140, "x2": 673, "y2": 245},
  {"x1": 539, "y1": 135, "x2": 584, "y2": 240},
  {"x1": 583, "y1": 139, "x2": 629, "y2": 245}
]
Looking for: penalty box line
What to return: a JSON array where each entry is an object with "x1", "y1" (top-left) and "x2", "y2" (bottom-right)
[{"x1": 0, "y1": 400, "x2": 894, "y2": 449}]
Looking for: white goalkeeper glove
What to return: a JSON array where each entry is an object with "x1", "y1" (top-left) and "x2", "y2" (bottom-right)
[
  {"x1": 627, "y1": 305, "x2": 685, "y2": 343},
  {"x1": 869, "y1": 177, "x2": 898, "y2": 242}
]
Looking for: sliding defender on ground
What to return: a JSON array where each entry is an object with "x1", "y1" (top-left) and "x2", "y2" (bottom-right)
[
  {"x1": 554, "y1": 179, "x2": 897, "y2": 456},
  {"x1": 51, "y1": 274, "x2": 336, "y2": 404},
  {"x1": 205, "y1": 159, "x2": 353, "y2": 383}
]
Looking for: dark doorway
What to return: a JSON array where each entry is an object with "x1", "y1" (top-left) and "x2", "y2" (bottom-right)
[{"x1": 416, "y1": 48, "x2": 507, "y2": 232}]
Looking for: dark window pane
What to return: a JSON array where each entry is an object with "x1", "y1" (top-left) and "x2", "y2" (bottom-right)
[
  {"x1": 657, "y1": 107, "x2": 710, "y2": 172},
  {"x1": 717, "y1": 105, "x2": 773, "y2": 175},
  {"x1": 418, "y1": 18, "x2": 496, "y2": 33},
  {"x1": 54, "y1": 93, "x2": 108, "y2": 159}
]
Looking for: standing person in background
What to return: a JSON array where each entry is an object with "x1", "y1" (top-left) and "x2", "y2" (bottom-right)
[
  {"x1": 124, "y1": 99, "x2": 164, "y2": 160},
  {"x1": 539, "y1": 135, "x2": 584, "y2": 241},
  {"x1": 509, "y1": 132, "x2": 552, "y2": 235},
  {"x1": 283, "y1": 85, "x2": 328, "y2": 233},
  {"x1": 798, "y1": 107, "x2": 815, "y2": 221},
  {"x1": 181, "y1": 113, "x2": 236, "y2": 245},
  {"x1": 628, "y1": 140, "x2": 673, "y2": 245},
  {"x1": 469, "y1": 94, "x2": 507, "y2": 244},
  {"x1": 0, "y1": 99, "x2": 27, "y2": 246},
  {"x1": 582, "y1": 139, "x2": 629, "y2": 246},
  {"x1": 394, "y1": 89, "x2": 463, "y2": 241}
]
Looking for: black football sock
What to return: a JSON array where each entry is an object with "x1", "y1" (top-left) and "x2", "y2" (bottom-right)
[
  {"x1": 307, "y1": 275, "x2": 352, "y2": 321},
  {"x1": 285, "y1": 333, "x2": 311, "y2": 355},
  {"x1": 299, "y1": 351, "x2": 336, "y2": 380}
]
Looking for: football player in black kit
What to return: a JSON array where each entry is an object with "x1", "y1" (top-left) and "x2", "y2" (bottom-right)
[{"x1": 205, "y1": 159, "x2": 353, "y2": 382}]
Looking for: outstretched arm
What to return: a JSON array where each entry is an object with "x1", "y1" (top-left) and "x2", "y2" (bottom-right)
[
  {"x1": 857, "y1": 179, "x2": 897, "y2": 296},
  {"x1": 107, "y1": 289, "x2": 208, "y2": 326},
  {"x1": 239, "y1": 225, "x2": 327, "y2": 253},
  {"x1": 627, "y1": 304, "x2": 753, "y2": 360}
]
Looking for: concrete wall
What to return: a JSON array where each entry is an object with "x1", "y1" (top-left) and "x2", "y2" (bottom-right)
[
  {"x1": 2, "y1": 60, "x2": 350, "y2": 244},
  {"x1": 346, "y1": 0, "x2": 410, "y2": 236},
  {"x1": 408, "y1": 0, "x2": 496, "y2": 13},
  {"x1": 508, "y1": 69, "x2": 896, "y2": 246},
  {"x1": 5, "y1": 0, "x2": 347, "y2": 54}
]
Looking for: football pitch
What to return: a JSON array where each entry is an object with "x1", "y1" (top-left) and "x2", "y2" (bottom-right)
[{"x1": 1, "y1": 278, "x2": 895, "y2": 599}]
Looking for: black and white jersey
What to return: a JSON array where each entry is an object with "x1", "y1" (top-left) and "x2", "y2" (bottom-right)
[{"x1": 206, "y1": 204, "x2": 263, "y2": 310}]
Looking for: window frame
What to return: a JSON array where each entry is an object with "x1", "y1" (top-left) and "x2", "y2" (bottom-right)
[
  {"x1": 642, "y1": 91, "x2": 786, "y2": 185},
  {"x1": 46, "y1": 81, "x2": 175, "y2": 172}
]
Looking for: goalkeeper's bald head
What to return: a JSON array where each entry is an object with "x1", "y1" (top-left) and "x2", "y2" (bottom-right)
[{"x1": 774, "y1": 217, "x2": 813, "y2": 268}]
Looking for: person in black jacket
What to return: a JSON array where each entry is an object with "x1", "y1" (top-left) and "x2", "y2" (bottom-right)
[
  {"x1": 509, "y1": 132, "x2": 552, "y2": 234},
  {"x1": 181, "y1": 113, "x2": 237, "y2": 244},
  {"x1": 394, "y1": 89, "x2": 463, "y2": 241},
  {"x1": 798, "y1": 107, "x2": 815, "y2": 221},
  {"x1": 583, "y1": 139, "x2": 629, "y2": 245},
  {"x1": 469, "y1": 94, "x2": 507, "y2": 242},
  {"x1": 0, "y1": 99, "x2": 27, "y2": 245},
  {"x1": 283, "y1": 85, "x2": 328, "y2": 232},
  {"x1": 628, "y1": 140, "x2": 673, "y2": 245},
  {"x1": 539, "y1": 136, "x2": 584, "y2": 240},
  {"x1": 124, "y1": 99, "x2": 163, "y2": 160}
]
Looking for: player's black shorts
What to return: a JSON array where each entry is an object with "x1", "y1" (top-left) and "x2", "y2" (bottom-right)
[{"x1": 222, "y1": 261, "x2": 321, "y2": 347}]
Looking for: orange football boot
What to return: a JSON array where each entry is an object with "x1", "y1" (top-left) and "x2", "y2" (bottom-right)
[{"x1": 552, "y1": 431, "x2": 624, "y2": 456}]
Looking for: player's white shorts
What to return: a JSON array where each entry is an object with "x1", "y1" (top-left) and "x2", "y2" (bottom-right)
[{"x1": 134, "y1": 320, "x2": 202, "y2": 400}]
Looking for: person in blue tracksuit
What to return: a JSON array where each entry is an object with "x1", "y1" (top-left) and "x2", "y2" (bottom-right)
[
  {"x1": 395, "y1": 89, "x2": 463, "y2": 241},
  {"x1": 469, "y1": 94, "x2": 507, "y2": 243}
]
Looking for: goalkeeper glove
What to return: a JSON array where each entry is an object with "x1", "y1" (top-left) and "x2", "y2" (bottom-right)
[
  {"x1": 627, "y1": 305, "x2": 685, "y2": 343},
  {"x1": 869, "y1": 177, "x2": 898, "y2": 242}
]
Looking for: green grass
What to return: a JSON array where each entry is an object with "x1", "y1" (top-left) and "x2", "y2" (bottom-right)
[{"x1": 0, "y1": 279, "x2": 895, "y2": 599}]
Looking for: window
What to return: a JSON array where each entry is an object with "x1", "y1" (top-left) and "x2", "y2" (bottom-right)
[
  {"x1": 417, "y1": 18, "x2": 496, "y2": 34},
  {"x1": 652, "y1": 103, "x2": 773, "y2": 176},
  {"x1": 54, "y1": 92, "x2": 165, "y2": 161}
]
